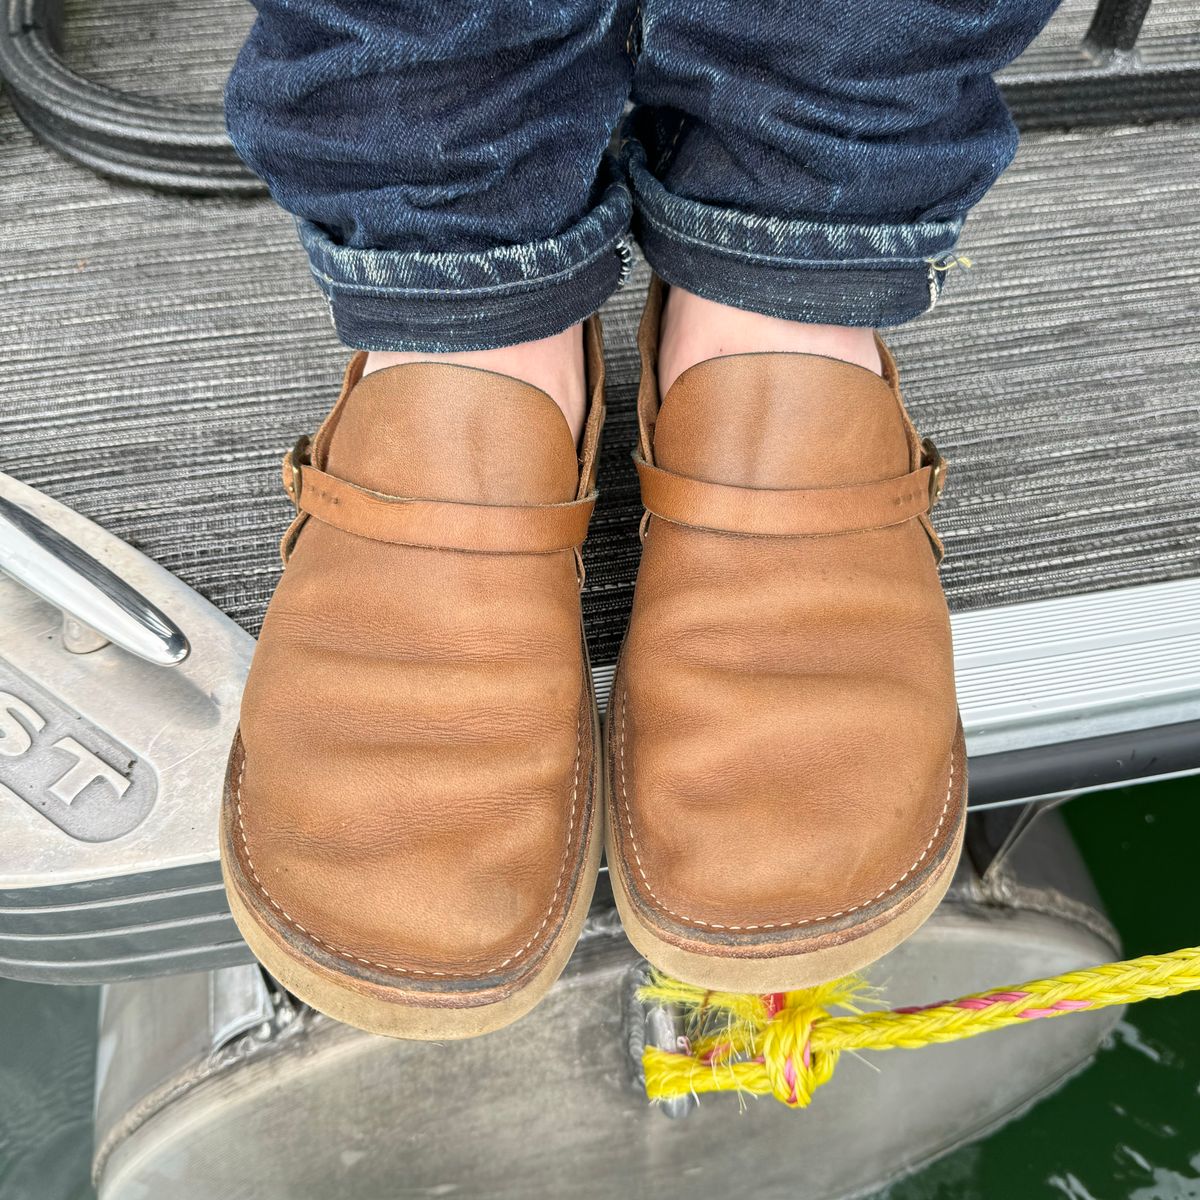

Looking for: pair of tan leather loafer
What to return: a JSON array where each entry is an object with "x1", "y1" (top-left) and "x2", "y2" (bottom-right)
[{"x1": 221, "y1": 278, "x2": 966, "y2": 1039}]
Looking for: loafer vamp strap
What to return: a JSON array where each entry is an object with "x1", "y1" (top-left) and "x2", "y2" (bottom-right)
[
  {"x1": 634, "y1": 444, "x2": 945, "y2": 539},
  {"x1": 282, "y1": 450, "x2": 596, "y2": 555}
]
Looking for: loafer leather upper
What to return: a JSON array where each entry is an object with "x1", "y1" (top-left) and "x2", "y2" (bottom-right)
[
  {"x1": 608, "y1": 281, "x2": 963, "y2": 956},
  {"x1": 226, "y1": 321, "x2": 605, "y2": 996}
]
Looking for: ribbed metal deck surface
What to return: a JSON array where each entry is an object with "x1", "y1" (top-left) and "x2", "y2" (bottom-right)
[{"x1": 2, "y1": 0, "x2": 1198, "y2": 666}]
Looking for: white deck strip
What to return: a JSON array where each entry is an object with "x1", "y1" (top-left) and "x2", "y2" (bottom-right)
[{"x1": 592, "y1": 577, "x2": 1200, "y2": 763}]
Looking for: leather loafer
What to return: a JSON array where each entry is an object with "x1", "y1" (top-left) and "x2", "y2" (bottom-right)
[
  {"x1": 606, "y1": 279, "x2": 966, "y2": 991},
  {"x1": 222, "y1": 319, "x2": 607, "y2": 1039}
]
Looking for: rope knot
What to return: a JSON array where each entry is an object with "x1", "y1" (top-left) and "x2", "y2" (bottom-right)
[
  {"x1": 638, "y1": 971, "x2": 871, "y2": 1110},
  {"x1": 639, "y1": 948, "x2": 1200, "y2": 1111},
  {"x1": 760, "y1": 1000, "x2": 838, "y2": 1107}
]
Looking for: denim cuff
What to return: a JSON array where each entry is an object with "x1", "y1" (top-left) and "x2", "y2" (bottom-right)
[
  {"x1": 298, "y1": 160, "x2": 633, "y2": 352},
  {"x1": 625, "y1": 141, "x2": 965, "y2": 328}
]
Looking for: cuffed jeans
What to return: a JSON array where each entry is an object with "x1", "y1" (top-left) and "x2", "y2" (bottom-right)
[{"x1": 226, "y1": 0, "x2": 1060, "y2": 351}]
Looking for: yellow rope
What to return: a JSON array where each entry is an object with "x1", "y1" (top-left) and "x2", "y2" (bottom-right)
[{"x1": 641, "y1": 946, "x2": 1200, "y2": 1109}]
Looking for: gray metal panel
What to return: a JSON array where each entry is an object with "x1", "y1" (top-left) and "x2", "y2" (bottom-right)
[
  {"x1": 0, "y1": 937, "x2": 250, "y2": 985},
  {"x1": 0, "y1": 884, "x2": 229, "y2": 942},
  {"x1": 94, "y1": 963, "x2": 273, "y2": 1140},
  {"x1": 0, "y1": 858, "x2": 221, "y2": 908},
  {"x1": 0, "y1": 907, "x2": 240, "y2": 962},
  {"x1": 0, "y1": 879, "x2": 228, "y2": 934},
  {"x1": 93, "y1": 887, "x2": 1122, "y2": 1200}
]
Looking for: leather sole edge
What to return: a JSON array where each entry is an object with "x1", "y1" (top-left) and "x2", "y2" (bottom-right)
[
  {"x1": 605, "y1": 718, "x2": 968, "y2": 992},
  {"x1": 220, "y1": 694, "x2": 603, "y2": 1041}
]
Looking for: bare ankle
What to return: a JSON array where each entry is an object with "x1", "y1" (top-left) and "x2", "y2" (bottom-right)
[
  {"x1": 657, "y1": 287, "x2": 882, "y2": 396},
  {"x1": 363, "y1": 324, "x2": 587, "y2": 443}
]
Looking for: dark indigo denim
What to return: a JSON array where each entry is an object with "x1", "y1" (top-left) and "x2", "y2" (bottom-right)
[{"x1": 226, "y1": 0, "x2": 1060, "y2": 350}]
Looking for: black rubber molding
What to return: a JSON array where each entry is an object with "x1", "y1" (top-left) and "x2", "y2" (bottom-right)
[
  {"x1": 0, "y1": 0, "x2": 263, "y2": 194},
  {"x1": 967, "y1": 720, "x2": 1200, "y2": 809}
]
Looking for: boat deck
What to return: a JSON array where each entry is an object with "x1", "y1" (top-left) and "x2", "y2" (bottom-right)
[{"x1": 1, "y1": 0, "x2": 1198, "y2": 791}]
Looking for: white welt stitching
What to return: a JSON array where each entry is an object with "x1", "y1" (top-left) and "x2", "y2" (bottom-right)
[
  {"x1": 233, "y1": 727, "x2": 582, "y2": 978},
  {"x1": 616, "y1": 690, "x2": 955, "y2": 931}
]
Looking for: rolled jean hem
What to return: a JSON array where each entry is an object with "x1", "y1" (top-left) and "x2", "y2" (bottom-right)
[
  {"x1": 627, "y1": 148, "x2": 966, "y2": 328},
  {"x1": 298, "y1": 173, "x2": 633, "y2": 352}
]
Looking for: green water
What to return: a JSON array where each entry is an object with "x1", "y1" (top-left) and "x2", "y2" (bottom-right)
[
  {"x1": 1, "y1": 777, "x2": 1197, "y2": 1199},
  {"x1": 889, "y1": 775, "x2": 1200, "y2": 1200}
]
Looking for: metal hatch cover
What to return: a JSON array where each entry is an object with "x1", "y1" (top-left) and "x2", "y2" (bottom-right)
[
  {"x1": 0, "y1": 657, "x2": 157, "y2": 842},
  {"x1": 0, "y1": 469, "x2": 254, "y2": 981}
]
